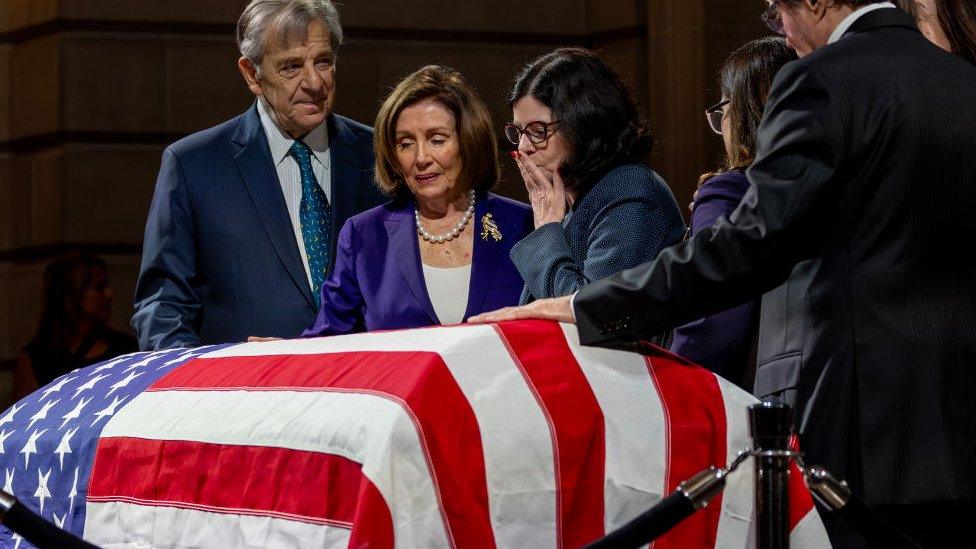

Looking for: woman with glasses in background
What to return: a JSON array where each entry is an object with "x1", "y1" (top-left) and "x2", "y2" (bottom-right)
[
  {"x1": 669, "y1": 37, "x2": 797, "y2": 389},
  {"x1": 504, "y1": 47, "x2": 684, "y2": 306}
]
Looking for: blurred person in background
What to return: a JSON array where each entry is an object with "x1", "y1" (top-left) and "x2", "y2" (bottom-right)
[
  {"x1": 302, "y1": 65, "x2": 532, "y2": 336},
  {"x1": 14, "y1": 253, "x2": 137, "y2": 401},
  {"x1": 670, "y1": 37, "x2": 797, "y2": 390},
  {"x1": 505, "y1": 48, "x2": 685, "y2": 308}
]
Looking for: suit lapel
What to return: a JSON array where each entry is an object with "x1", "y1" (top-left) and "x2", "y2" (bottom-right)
[
  {"x1": 328, "y1": 116, "x2": 363, "y2": 273},
  {"x1": 465, "y1": 193, "x2": 504, "y2": 318},
  {"x1": 384, "y1": 203, "x2": 439, "y2": 324},
  {"x1": 232, "y1": 104, "x2": 316, "y2": 312}
]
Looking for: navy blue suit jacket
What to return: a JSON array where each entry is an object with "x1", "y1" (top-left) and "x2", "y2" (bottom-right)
[
  {"x1": 133, "y1": 104, "x2": 387, "y2": 350},
  {"x1": 510, "y1": 164, "x2": 685, "y2": 302},
  {"x1": 303, "y1": 192, "x2": 533, "y2": 336}
]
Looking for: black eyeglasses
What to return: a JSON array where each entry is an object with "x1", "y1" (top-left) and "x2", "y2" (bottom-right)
[
  {"x1": 762, "y1": 1, "x2": 786, "y2": 35},
  {"x1": 503, "y1": 120, "x2": 560, "y2": 145},
  {"x1": 705, "y1": 99, "x2": 729, "y2": 135}
]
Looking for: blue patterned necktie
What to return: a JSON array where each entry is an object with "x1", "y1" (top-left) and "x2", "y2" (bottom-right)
[{"x1": 289, "y1": 140, "x2": 332, "y2": 308}]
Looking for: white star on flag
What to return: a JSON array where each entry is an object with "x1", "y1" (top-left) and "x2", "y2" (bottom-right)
[
  {"x1": 55, "y1": 427, "x2": 79, "y2": 470},
  {"x1": 3, "y1": 468, "x2": 14, "y2": 493},
  {"x1": 34, "y1": 469, "x2": 52, "y2": 514},
  {"x1": 92, "y1": 396, "x2": 125, "y2": 426},
  {"x1": 0, "y1": 429, "x2": 12, "y2": 454},
  {"x1": 0, "y1": 403, "x2": 23, "y2": 429},
  {"x1": 39, "y1": 374, "x2": 76, "y2": 400},
  {"x1": 68, "y1": 467, "x2": 79, "y2": 514},
  {"x1": 12, "y1": 532, "x2": 22, "y2": 549},
  {"x1": 60, "y1": 396, "x2": 92, "y2": 429},
  {"x1": 20, "y1": 429, "x2": 47, "y2": 468},
  {"x1": 123, "y1": 350, "x2": 169, "y2": 372},
  {"x1": 53, "y1": 512, "x2": 66, "y2": 529},
  {"x1": 91, "y1": 353, "x2": 137, "y2": 373},
  {"x1": 72, "y1": 373, "x2": 110, "y2": 399},
  {"x1": 162, "y1": 349, "x2": 199, "y2": 368},
  {"x1": 26, "y1": 398, "x2": 59, "y2": 430},
  {"x1": 106, "y1": 371, "x2": 145, "y2": 397}
]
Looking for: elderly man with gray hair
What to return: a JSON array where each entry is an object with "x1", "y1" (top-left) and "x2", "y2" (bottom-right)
[{"x1": 133, "y1": 0, "x2": 386, "y2": 350}]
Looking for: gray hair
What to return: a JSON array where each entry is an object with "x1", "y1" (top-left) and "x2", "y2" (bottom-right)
[{"x1": 236, "y1": 0, "x2": 343, "y2": 69}]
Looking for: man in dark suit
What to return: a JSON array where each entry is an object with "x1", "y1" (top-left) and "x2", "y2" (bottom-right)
[
  {"x1": 473, "y1": 1, "x2": 976, "y2": 545},
  {"x1": 133, "y1": 0, "x2": 385, "y2": 350}
]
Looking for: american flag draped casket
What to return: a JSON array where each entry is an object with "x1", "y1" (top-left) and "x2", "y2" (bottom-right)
[{"x1": 0, "y1": 320, "x2": 830, "y2": 548}]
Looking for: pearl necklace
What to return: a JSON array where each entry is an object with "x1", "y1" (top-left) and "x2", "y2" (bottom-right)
[{"x1": 415, "y1": 190, "x2": 476, "y2": 243}]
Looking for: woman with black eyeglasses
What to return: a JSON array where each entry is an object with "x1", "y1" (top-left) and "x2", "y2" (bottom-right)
[
  {"x1": 669, "y1": 37, "x2": 796, "y2": 389},
  {"x1": 504, "y1": 47, "x2": 685, "y2": 305}
]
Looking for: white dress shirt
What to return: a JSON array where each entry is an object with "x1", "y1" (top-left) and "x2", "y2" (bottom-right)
[
  {"x1": 256, "y1": 98, "x2": 332, "y2": 287},
  {"x1": 829, "y1": 1, "x2": 896, "y2": 44}
]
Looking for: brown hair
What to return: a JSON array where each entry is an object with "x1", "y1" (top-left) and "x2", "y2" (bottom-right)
[
  {"x1": 940, "y1": 0, "x2": 976, "y2": 64},
  {"x1": 374, "y1": 65, "x2": 499, "y2": 197},
  {"x1": 899, "y1": 0, "x2": 976, "y2": 64},
  {"x1": 699, "y1": 37, "x2": 797, "y2": 185}
]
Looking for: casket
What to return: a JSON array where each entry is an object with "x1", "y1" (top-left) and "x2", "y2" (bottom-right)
[{"x1": 0, "y1": 320, "x2": 829, "y2": 548}]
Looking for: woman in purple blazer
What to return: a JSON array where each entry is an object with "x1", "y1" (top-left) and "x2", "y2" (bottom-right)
[
  {"x1": 669, "y1": 37, "x2": 796, "y2": 389},
  {"x1": 303, "y1": 66, "x2": 532, "y2": 337}
]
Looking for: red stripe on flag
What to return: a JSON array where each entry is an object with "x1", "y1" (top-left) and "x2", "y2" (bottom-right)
[
  {"x1": 788, "y1": 437, "x2": 816, "y2": 530},
  {"x1": 349, "y1": 470, "x2": 396, "y2": 549},
  {"x1": 148, "y1": 351, "x2": 495, "y2": 549},
  {"x1": 493, "y1": 321, "x2": 606, "y2": 548},
  {"x1": 88, "y1": 437, "x2": 393, "y2": 542},
  {"x1": 645, "y1": 353, "x2": 727, "y2": 549}
]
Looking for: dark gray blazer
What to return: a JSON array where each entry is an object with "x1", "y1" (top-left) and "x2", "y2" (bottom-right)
[
  {"x1": 510, "y1": 163, "x2": 684, "y2": 303},
  {"x1": 132, "y1": 105, "x2": 387, "y2": 350},
  {"x1": 573, "y1": 9, "x2": 976, "y2": 505}
]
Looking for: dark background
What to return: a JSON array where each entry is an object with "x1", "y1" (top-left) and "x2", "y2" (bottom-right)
[{"x1": 0, "y1": 0, "x2": 767, "y2": 404}]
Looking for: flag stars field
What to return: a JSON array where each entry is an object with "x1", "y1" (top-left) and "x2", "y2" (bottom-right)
[{"x1": 0, "y1": 345, "x2": 222, "y2": 546}]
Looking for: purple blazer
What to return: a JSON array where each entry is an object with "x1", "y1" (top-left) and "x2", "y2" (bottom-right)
[
  {"x1": 669, "y1": 171, "x2": 758, "y2": 388},
  {"x1": 303, "y1": 191, "x2": 533, "y2": 336}
]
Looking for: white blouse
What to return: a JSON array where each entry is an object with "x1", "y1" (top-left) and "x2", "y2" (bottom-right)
[{"x1": 421, "y1": 263, "x2": 472, "y2": 325}]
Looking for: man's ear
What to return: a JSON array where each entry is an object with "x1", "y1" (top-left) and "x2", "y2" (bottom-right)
[
  {"x1": 238, "y1": 57, "x2": 263, "y2": 96},
  {"x1": 809, "y1": 0, "x2": 830, "y2": 18}
]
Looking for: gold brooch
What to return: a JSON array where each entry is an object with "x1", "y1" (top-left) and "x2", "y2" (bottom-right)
[{"x1": 481, "y1": 213, "x2": 503, "y2": 242}]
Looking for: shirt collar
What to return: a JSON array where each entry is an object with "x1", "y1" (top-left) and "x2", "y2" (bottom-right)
[
  {"x1": 828, "y1": 1, "x2": 897, "y2": 44},
  {"x1": 256, "y1": 98, "x2": 330, "y2": 166}
]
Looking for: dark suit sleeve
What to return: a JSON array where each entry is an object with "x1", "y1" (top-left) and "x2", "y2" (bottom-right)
[
  {"x1": 132, "y1": 148, "x2": 203, "y2": 350},
  {"x1": 512, "y1": 194, "x2": 683, "y2": 299},
  {"x1": 302, "y1": 219, "x2": 366, "y2": 337},
  {"x1": 575, "y1": 61, "x2": 848, "y2": 346}
]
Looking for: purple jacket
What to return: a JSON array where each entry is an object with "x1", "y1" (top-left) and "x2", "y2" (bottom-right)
[
  {"x1": 669, "y1": 171, "x2": 758, "y2": 387},
  {"x1": 303, "y1": 191, "x2": 533, "y2": 336}
]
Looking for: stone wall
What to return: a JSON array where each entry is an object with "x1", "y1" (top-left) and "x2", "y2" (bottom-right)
[{"x1": 0, "y1": 0, "x2": 765, "y2": 407}]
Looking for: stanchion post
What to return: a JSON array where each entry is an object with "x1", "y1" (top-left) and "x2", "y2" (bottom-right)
[{"x1": 750, "y1": 402, "x2": 793, "y2": 549}]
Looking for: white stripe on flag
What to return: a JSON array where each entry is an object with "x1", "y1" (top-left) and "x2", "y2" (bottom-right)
[
  {"x1": 94, "y1": 390, "x2": 451, "y2": 548},
  {"x1": 558, "y1": 324, "x2": 668, "y2": 533},
  {"x1": 199, "y1": 324, "x2": 560, "y2": 548},
  {"x1": 714, "y1": 375, "x2": 759, "y2": 548},
  {"x1": 197, "y1": 325, "x2": 496, "y2": 358},
  {"x1": 429, "y1": 325, "x2": 558, "y2": 548},
  {"x1": 789, "y1": 506, "x2": 832, "y2": 548},
  {"x1": 85, "y1": 500, "x2": 352, "y2": 548}
]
